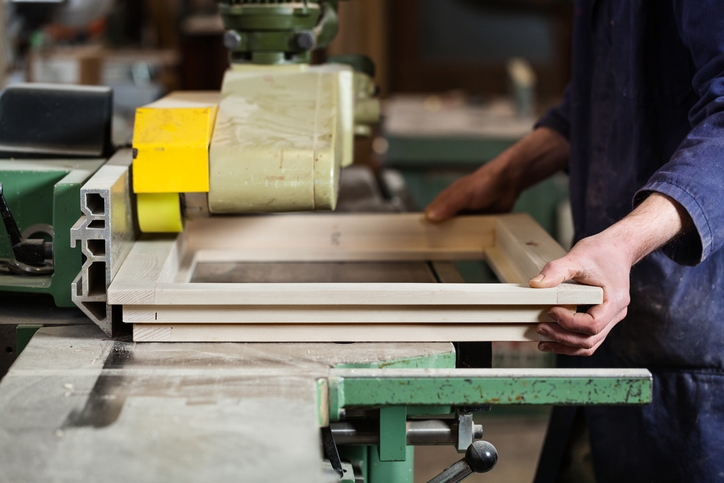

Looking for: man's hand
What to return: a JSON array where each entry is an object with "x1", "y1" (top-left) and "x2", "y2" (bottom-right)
[
  {"x1": 424, "y1": 159, "x2": 519, "y2": 222},
  {"x1": 530, "y1": 193, "x2": 694, "y2": 356},
  {"x1": 530, "y1": 233, "x2": 632, "y2": 356},
  {"x1": 425, "y1": 127, "x2": 570, "y2": 222}
]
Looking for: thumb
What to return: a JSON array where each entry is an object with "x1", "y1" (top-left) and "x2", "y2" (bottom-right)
[
  {"x1": 424, "y1": 192, "x2": 463, "y2": 222},
  {"x1": 529, "y1": 258, "x2": 580, "y2": 288}
]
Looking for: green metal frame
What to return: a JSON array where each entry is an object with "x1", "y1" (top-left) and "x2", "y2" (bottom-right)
[
  {"x1": 218, "y1": 0, "x2": 340, "y2": 64},
  {"x1": 333, "y1": 346, "x2": 456, "y2": 482},
  {"x1": 379, "y1": 406, "x2": 407, "y2": 461},
  {"x1": 328, "y1": 366, "x2": 651, "y2": 481},
  {"x1": 328, "y1": 368, "x2": 652, "y2": 422},
  {"x1": 325, "y1": 348, "x2": 652, "y2": 482},
  {"x1": 0, "y1": 159, "x2": 105, "y2": 306}
]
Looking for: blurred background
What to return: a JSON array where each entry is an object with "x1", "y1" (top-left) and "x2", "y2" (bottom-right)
[
  {"x1": 2, "y1": 0, "x2": 575, "y2": 241},
  {"x1": 2, "y1": 0, "x2": 572, "y2": 170}
]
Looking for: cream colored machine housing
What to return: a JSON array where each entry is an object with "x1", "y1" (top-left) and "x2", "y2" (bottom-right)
[{"x1": 209, "y1": 63, "x2": 357, "y2": 213}]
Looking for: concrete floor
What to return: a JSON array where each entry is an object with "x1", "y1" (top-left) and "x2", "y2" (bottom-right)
[{"x1": 414, "y1": 411, "x2": 550, "y2": 483}]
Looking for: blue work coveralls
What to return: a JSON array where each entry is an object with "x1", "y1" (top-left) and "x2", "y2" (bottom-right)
[{"x1": 535, "y1": 1, "x2": 724, "y2": 480}]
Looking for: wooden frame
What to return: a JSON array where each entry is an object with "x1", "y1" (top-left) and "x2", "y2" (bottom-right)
[{"x1": 107, "y1": 213, "x2": 602, "y2": 342}]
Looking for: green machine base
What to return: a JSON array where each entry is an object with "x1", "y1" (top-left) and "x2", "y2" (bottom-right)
[{"x1": 0, "y1": 159, "x2": 105, "y2": 306}]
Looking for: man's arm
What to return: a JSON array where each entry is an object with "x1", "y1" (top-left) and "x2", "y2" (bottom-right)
[
  {"x1": 638, "y1": 1, "x2": 724, "y2": 266},
  {"x1": 530, "y1": 192, "x2": 694, "y2": 356},
  {"x1": 425, "y1": 127, "x2": 570, "y2": 222}
]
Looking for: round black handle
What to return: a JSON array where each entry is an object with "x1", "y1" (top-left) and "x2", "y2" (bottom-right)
[{"x1": 466, "y1": 440, "x2": 498, "y2": 473}]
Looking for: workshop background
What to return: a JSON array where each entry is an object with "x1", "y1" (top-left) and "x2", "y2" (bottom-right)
[{"x1": 0, "y1": 1, "x2": 575, "y2": 481}]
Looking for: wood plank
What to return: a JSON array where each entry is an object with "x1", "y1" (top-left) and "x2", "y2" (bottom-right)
[
  {"x1": 130, "y1": 282, "x2": 599, "y2": 306},
  {"x1": 191, "y1": 248, "x2": 487, "y2": 263},
  {"x1": 182, "y1": 214, "x2": 495, "y2": 254},
  {"x1": 492, "y1": 214, "x2": 603, "y2": 303},
  {"x1": 122, "y1": 305, "x2": 565, "y2": 324},
  {"x1": 144, "y1": 91, "x2": 220, "y2": 108},
  {"x1": 111, "y1": 277, "x2": 601, "y2": 309},
  {"x1": 558, "y1": 283, "x2": 603, "y2": 305},
  {"x1": 108, "y1": 212, "x2": 604, "y2": 344},
  {"x1": 106, "y1": 236, "x2": 180, "y2": 305},
  {"x1": 133, "y1": 323, "x2": 542, "y2": 342},
  {"x1": 484, "y1": 246, "x2": 526, "y2": 284},
  {"x1": 494, "y1": 213, "x2": 567, "y2": 281}
]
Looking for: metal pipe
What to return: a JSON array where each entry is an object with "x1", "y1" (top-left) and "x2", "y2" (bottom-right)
[{"x1": 330, "y1": 419, "x2": 483, "y2": 446}]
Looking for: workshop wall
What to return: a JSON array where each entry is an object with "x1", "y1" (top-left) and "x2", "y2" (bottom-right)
[
  {"x1": 328, "y1": 0, "x2": 573, "y2": 102},
  {"x1": 387, "y1": 0, "x2": 573, "y2": 101}
]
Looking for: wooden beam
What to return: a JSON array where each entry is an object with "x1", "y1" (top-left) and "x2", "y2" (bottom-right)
[
  {"x1": 110, "y1": 282, "x2": 599, "y2": 307},
  {"x1": 133, "y1": 323, "x2": 542, "y2": 342},
  {"x1": 182, "y1": 213, "x2": 495, "y2": 254},
  {"x1": 492, "y1": 213, "x2": 566, "y2": 282},
  {"x1": 104, "y1": 213, "x2": 603, "y2": 343},
  {"x1": 122, "y1": 304, "x2": 568, "y2": 324}
]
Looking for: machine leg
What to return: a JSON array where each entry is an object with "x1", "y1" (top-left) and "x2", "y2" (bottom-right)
[
  {"x1": 368, "y1": 445, "x2": 414, "y2": 483},
  {"x1": 379, "y1": 406, "x2": 407, "y2": 461},
  {"x1": 339, "y1": 446, "x2": 368, "y2": 482}
]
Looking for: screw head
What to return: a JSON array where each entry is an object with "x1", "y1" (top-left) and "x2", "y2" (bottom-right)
[
  {"x1": 224, "y1": 30, "x2": 242, "y2": 50},
  {"x1": 295, "y1": 31, "x2": 316, "y2": 50}
]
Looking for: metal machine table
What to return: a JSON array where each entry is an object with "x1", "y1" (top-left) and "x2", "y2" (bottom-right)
[{"x1": 0, "y1": 325, "x2": 462, "y2": 482}]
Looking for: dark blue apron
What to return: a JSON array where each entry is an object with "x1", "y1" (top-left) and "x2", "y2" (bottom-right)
[{"x1": 535, "y1": 1, "x2": 724, "y2": 480}]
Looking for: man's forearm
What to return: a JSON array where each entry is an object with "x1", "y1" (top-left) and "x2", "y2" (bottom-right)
[
  {"x1": 424, "y1": 126, "x2": 570, "y2": 221},
  {"x1": 502, "y1": 126, "x2": 570, "y2": 195},
  {"x1": 601, "y1": 192, "x2": 694, "y2": 266}
]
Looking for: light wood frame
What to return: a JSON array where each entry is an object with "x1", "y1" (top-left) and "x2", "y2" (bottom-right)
[{"x1": 107, "y1": 213, "x2": 602, "y2": 342}]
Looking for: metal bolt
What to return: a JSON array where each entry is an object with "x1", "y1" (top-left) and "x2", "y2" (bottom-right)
[
  {"x1": 295, "y1": 30, "x2": 316, "y2": 50},
  {"x1": 224, "y1": 30, "x2": 242, "y2": 50}
]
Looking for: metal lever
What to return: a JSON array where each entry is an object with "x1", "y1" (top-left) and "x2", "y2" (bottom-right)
[
  {"x1": 427, "y1": 440, "x2": 498, "y2": 483},
  {"x1": 0, "y1": 182, "x2": 54, "y2": 274},
  {"x1": 321, "y1": 426, "x2": 344, "y2": 478}
]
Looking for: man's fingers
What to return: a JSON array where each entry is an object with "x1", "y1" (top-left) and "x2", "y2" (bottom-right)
[
  {"x1": 424, "y1": 202, "x2": 455, "y2": 223},
  {"x1": 537, "y1": 306, "x2": 627, "y2": 354},
  {"x1": 538, "y1": 339, "x2": 605, "y2": 357},
  {"x1": 424, "y1": 191, "x2": 454, "y2": 222},
  {"x1": 548, "y1": 303, "x2": 626, "y2": 336},
  {"x1": 425, "y1": 187, "x2": 466, "y2": 222}
]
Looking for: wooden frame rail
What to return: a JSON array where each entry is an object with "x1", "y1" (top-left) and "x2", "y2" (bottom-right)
[{"x1": 107, "y1": 213, "x2": 602, "y2": 342}]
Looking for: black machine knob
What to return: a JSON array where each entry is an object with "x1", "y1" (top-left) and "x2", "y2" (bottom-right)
[
  {"x1": 427, "y1": 440, "x2": 498, "y2": 483},
  {"x1": 465, "y1": 440, "x2": 498, "y2": 474}
]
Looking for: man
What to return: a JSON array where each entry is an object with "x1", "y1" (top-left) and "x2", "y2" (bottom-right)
[{"x1": 425, "y1": 2, "x2": 724, "y2": 481}]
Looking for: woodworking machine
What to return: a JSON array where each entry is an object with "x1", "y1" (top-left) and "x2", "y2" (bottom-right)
[
  {"x1": 132, "y1": 0, "x2": 379, "y2": 234},
  {"x1": 0, "y1": 2, "x2": 653, "y2": 483}
]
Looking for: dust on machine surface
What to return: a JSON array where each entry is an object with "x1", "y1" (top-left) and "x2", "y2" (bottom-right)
[{"x1": 0, "y1": 1, "x2": 652, "y2": 482}]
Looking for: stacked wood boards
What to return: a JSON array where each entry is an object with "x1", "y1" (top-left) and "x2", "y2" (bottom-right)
[{"x1": 106, "y1": 213, "x2": 602, "y2": 342}]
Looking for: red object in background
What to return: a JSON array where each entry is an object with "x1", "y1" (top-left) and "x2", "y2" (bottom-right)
[{"x1": 44, "y1": 17, "x2": 107, "y2": 41}]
